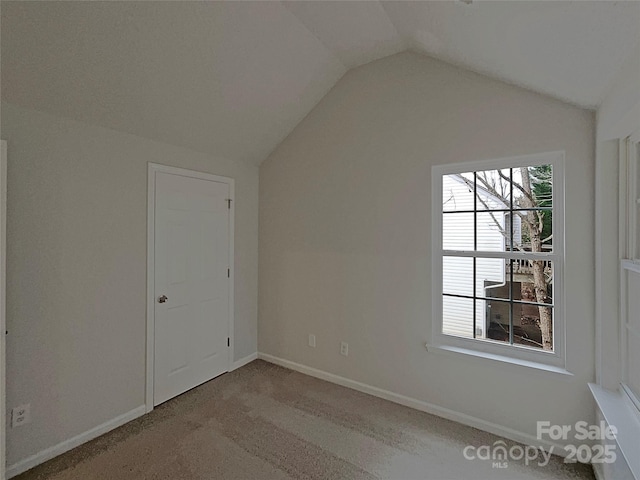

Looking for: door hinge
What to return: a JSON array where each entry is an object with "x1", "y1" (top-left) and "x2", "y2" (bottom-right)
[
  {"x1": 227, "y1": 337, "x2": 230, "y2": 347},
  {"x1": 226, "y1": 198, "x2": 232, "y2": 209}
]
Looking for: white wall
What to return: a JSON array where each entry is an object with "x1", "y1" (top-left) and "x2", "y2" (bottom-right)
[
  {"x1": 259, "y1": 52, "x2": 595, "y2": 444},
  {"x1": 0, "y1": 102, "x2": 259, "y2": 467},
  {"x1": 597, "y1": 42, "x2": 640, "y2": 143}
]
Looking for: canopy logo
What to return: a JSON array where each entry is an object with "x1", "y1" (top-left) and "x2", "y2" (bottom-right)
[
  {"x1": 463, "y1": 421, "x2": 618, "y2": 469},
  {"x1": 462, "y1": 441, "x2": 553, "y2": 469}
]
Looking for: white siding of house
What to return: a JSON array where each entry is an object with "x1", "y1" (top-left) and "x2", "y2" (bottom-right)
[{"x1": 442, "y1": 175, "x2": 507, "y2": 338}]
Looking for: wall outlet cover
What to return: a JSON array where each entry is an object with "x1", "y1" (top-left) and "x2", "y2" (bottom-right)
[{"x1": 12, "y1": 404, "x2": 31, "y2": 428}]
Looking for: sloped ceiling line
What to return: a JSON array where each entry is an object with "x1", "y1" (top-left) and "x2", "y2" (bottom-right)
[{"x1": 2, "y1": 1, "x2": 638, "y2": 166}]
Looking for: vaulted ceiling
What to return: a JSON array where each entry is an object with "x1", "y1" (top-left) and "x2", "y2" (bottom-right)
[{"x1": 2, "y1": 1, "x2": 638, "y2": 165}]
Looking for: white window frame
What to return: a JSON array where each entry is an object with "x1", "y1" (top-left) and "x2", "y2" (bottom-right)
[{"x1": 431, "y1": 151, "x2": 566, "y2": 369}]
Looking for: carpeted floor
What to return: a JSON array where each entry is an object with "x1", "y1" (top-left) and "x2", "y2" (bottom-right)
[{"x1": 16, "y1": 360, "x2": 594, "y2": 480}]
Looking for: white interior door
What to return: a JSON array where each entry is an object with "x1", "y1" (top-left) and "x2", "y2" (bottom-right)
[{"x1": 153, "y1": 171, "x2": 231, "y2": 406}]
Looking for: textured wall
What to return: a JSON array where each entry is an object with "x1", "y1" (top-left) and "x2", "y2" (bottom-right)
[
  {"x1": 1, "y1": 102, "x2": 259, "y2": 466},
  {"x1": 259, "y1": 52, "x2": 596, "y2": 444}
]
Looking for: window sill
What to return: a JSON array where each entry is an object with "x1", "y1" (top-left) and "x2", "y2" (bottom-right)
[
  {"x1": 425, "y1": 343, "x2": 573, "y2": 376},
  {"x1": 589, "y1": 383, "x2": 640, "y2": 480}
]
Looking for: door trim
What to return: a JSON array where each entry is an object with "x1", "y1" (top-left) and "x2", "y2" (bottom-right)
[{"x1": 146, "y1": 163, "x2": 234, "y2": 413}]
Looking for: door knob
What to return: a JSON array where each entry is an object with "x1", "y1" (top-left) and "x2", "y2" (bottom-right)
[{"x1": 158, "y1": 295, "x2": 168, "y2": 304}]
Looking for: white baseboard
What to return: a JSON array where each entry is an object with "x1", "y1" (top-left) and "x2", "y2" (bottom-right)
[
  {"x1": 3, "y1": 355, "x2": 582, "y2": 478},
  {"x1": 257, "y1": 352, "x2": 570, "y2": 457},
  {"x1": 6, "y1": 405, "x2": 146, "y2": 479},
  {"x1": 231, "y1": 352, "x2": 258, "y2": 371}
]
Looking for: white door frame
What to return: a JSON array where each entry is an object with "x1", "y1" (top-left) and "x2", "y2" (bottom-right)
[
  {"x1": 1, "y1": 141, "x2": 7, "y2": 480},
  {"x1": 146, "y1": 163, "x2": 234, "y2": 413}
]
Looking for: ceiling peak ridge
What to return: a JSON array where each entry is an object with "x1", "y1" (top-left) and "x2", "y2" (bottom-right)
[{"x1": 279, "y1": 0, "x2": 348, "y2": 71}]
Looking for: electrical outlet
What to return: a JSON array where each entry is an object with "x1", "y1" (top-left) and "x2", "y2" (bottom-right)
[
  {"x1": 12, "y1": 404, "x2": 31, "y2": 428},
  {"x1": 308, "y1": 334, "x2": 316, "y2": 348},
  {"x1": 340, "y1": 342, "x2": 348, "y2": 356}
]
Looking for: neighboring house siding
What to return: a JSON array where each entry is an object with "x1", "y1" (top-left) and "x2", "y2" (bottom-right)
[{"x1": 441, "y1": 175, "x2": 516, "y2": 338}]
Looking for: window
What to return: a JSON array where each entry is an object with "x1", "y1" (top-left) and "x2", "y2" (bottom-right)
[
  {"x1": 432, "y1": 151, "x2": 564, "y2": 367},
  {"x1": 620, "y1": 135, "x2": 640, "y2": 409}
]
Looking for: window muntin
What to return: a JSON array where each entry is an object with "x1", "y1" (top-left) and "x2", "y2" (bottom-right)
[{"x1": 433, "y1": 152, "x2": 564, "y2": 365}]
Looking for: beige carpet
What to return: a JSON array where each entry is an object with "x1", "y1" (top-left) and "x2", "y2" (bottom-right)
[{"x1": 16, "y1": 360, "x2": 594, "y2": 480}]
